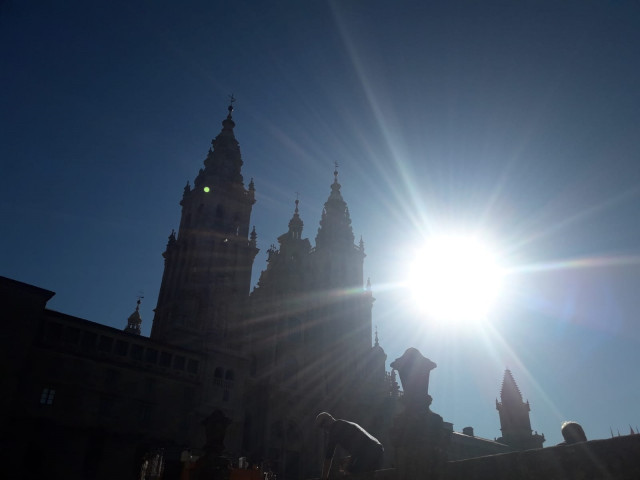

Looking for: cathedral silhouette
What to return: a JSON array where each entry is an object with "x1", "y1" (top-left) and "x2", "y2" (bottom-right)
[{"x1": 1, "y1": 103, "x2": 546, "y2": 480}]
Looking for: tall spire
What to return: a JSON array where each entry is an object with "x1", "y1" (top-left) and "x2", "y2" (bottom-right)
[
  {"x1": 197, "y1": 97, "x2": 244, "y2": 187},
  {"x1": 315, "y1": 165, "x2": 355, "y2": 249},
  {"x1": 496, "y1": 369, "x2": 545, "y2": 450},
  {"x1": 500, "y1": 369, "x2": 524, "y2": 404},
  {"x1": 151, "y1": 97, "x2": 258, "y2": 347}
]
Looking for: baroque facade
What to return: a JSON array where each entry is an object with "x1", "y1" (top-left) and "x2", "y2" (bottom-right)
[
  {"x1": 148, "y1": 102, "x2": 387, "y2": 478},
  {"x1": 0, "y1": 104, "x2": 546, "y2": 480}
]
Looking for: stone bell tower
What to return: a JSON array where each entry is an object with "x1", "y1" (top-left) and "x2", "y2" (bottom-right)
[
  {"x1": 151, "y1": 101, "x2": 259, "y2": 351},
  {"x1": 496, "y1": 369, "x2": 545, "y2": 450}
]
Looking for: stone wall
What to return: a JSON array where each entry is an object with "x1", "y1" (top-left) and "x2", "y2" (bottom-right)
[
  {"x1": 447, "y1": 435, "x2": 640, "y2": 480},
  {"x1": 311, "y1": 435, "x2": 640, "y2": 480}
]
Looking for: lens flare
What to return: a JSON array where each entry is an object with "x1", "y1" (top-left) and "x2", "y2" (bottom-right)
[{"x1": 407, "y1": 235, "x2": 504, "y2": 325}]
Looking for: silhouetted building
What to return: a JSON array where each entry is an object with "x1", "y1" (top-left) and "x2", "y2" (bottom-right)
[
  {"x1": 1, "y1": 104, "x2": 547, "y2": 480},
  {"x1": 1, "y1": 276, "x2": 210, "y2": 479},
  {"x1": 496, "y1": 369, "x2": 545, "y2": 450},
  {"x1": 151, "y1": 103, "x2": 258, "y2": 351}
]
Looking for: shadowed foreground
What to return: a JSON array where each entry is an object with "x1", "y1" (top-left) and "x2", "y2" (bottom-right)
[{"x1": 309, "y1": 434, "x2": 640, "y2": 480}]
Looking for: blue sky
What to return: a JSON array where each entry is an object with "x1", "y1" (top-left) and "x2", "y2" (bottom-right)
[{"x1": 2, "y1": 1, "x2": 640, "y2": 446}]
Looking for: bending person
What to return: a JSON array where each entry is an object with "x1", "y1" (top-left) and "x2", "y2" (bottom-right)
[{"x1": 315, "y1": 412, "x2": 383, "y2": 479}]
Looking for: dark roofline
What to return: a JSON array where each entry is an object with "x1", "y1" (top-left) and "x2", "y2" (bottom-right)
[
  {"x1": 1, "y1": 275, "x2": 55, "y2": 302},
  {"x1": 451, "y1": 431, "x2": 511, "y2": 447}
]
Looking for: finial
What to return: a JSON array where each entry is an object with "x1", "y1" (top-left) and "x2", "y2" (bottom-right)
[
  {"x1": 374, "y1": 325, "x2": 379, "y2": 346},
  {"x1": 294, "y1": 192, "x2": 300, "y2": 213},
  {"x1": 366, "y1": 277, "x2": 371, "y2": 291},
  {"x1": 227, "y1": 93, "x2": 236, "y2": 116},
  {"x1": 136, "y1": 294, "x2": 144, "y2": 311},
  {"x1": 334, "y1": 161, "x2": 339, "y2": 181},
  {"x1": 167, "y1": 229, "x2": 176, "y2": 248}
]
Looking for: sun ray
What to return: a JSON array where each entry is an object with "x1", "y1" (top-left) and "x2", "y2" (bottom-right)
[{"x1": 508, "y1": 253, "x2": 640, "y2": 275}]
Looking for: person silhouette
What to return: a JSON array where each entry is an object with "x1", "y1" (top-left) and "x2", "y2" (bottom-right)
[{"x1": 315, "y1": 412, "x2": 383, "y2": 479}]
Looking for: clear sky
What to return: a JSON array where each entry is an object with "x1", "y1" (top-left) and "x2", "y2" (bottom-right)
[{"x1": 2, "y1": 0, "x2": 640, "y2": 446}]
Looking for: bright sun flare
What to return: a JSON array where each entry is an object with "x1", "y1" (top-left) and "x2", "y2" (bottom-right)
[{"x1": 407, "y1": 235, "x2": 504, "y2": 325}]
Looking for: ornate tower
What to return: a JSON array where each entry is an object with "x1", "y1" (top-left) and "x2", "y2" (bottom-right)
[
  {"x1": 151, "y1": 102, "x2": 259, "y2": 350},
  {"x1": 309, "y1": 168, "x2": 374, "y2": 388},
  {"x1": 249, "y1": 197, "x2": 313, "y2": 391},
  {"x1": 253, "y1": 198, "x2": 312, "y2": 298},
  {"x1": 496, "y1": 369, "x2": 545, "y2": 450},
  {"x1": 124, "y1": 298, "x2": 142, "y2": 335},
  {"x1": 244, "y1": 174, "x2": 378, "y2": 479}
]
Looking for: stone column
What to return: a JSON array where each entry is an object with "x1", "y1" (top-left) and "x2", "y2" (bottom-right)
[{"x1": 390, "y1": 348, "x2": 449, "y2": 480}]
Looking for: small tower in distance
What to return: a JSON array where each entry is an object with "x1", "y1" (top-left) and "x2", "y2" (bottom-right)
[
  {"x1": 124, "y1": 297, "x2": 142, "y2": 335},
  {"x1": 496, "y1": 369, "x2": 545, "y2": 450}
]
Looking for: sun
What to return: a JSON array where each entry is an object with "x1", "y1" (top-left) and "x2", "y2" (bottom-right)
[{"x1": 407, "y1": 235, "x2": 504, "y2": 325}]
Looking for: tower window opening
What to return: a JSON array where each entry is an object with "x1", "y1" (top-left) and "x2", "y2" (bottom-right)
[{"x1": 40, "y1": 387, "x2": 56, "y2": 405}]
